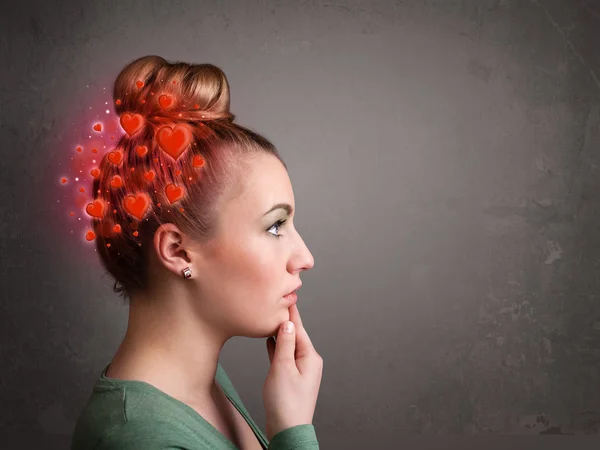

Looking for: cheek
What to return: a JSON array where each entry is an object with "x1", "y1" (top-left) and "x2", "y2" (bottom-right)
[
  {"x1": 208, "y1": 236, "x2": 286, "y2": 322},
  {"x1": 235, "y1": 263, "x2": 288, "y2": 331},
  {"x1": 228, "y1": 237, "x2": 276, "y2": 282},
  {"x1": 216, "y1": 241, "x2": 278, "y2": 302}
]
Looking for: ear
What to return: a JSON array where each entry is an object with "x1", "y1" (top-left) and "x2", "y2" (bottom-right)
[{"x1": 153, "y1": 223, "x2": 192, "y2": 277}]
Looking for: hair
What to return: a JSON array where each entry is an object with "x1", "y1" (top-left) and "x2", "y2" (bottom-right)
[{"x1": 90, "y1": 55, "x2": 287, "y2": 304}]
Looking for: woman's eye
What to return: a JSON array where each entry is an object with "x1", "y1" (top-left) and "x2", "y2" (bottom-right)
[{"x1": 267, "y1": 219, "x2": 287, "y2": 239}]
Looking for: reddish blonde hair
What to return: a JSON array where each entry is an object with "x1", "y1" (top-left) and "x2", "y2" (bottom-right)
[{"x1": 91, "y1": 55, "x2": 286, "y2": 303}]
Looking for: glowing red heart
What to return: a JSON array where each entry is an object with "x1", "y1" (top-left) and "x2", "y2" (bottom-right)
[
  {"x1": 192, "y1": 155, "x2": 205, "y2": 167},
  {"x1": 90, "y1": 168, "x2": 100, "y2": 178},
  {"x1": 107, "y1": 150, "x2": 123, "y2": 166},
  {"x1": 113, "y1": 224, "x2": 121, "y2": 233},
  {"x1": 123, "y1": 193, "x2": 150, "y2": 220},
  {"x1": 135, "y1": 145, "x2": 148, "y2": 157},
  {"x1": 110, "y1": 175, "x2": 123, "y2": 188},
  {"x1": 93, "y1": 123, "x2": 102, "y2": 132},
  {"x1": 120, "y1": 113, "x2": 144, "y2": 136},
  {"x1": 136, "y1": 80, "x2": 144, "y2": 88},
  {"x1": 143, "y1": 170, "x2": 155, "y2": 182},
  {"x1": 85, "y1": 231, "x2": 96, "y2": 241},
  {"x1": 85, "y1": 200, "x2": 104, "y2": 218},
  {"x1": 165, "y1": 183, "x2": 184, "y2": 204},
  {"x1": 157, "y1": 124, "x2": 192, "y2": 160},
  {"x1": 61, "y1": 178, "x2": 67, "y2": 184},
  {"x1": 159, "y1": 95, "x2": 174, "y2": 110}
]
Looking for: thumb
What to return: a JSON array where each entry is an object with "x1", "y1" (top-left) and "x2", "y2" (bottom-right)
[{"x1": 272, "y1": 321, "x2": 296, "y2": 366}]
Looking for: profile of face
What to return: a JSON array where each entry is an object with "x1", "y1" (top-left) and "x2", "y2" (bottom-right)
[{"x1": 184, "y1": 152, "x2": 314, "y2": 339}]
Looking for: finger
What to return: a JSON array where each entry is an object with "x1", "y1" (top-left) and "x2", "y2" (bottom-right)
[
  {"x1": 288, "y1": 303, "x2": 304, "y2": 328},
  {"x1": 288, "y1": 304, "x2": 316, "y2": 360},
  {"x1": 272, "y1": 320, "x2": 297, "y2": 367}
]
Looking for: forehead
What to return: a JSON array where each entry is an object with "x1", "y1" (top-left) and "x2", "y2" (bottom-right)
[{"x1": 226, "y1": 153, "x2": 294, "y2": 217}]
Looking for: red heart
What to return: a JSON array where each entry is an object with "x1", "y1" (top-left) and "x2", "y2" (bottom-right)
[
  {"x1": 113, "y1": 224, "x2": 121, "y2": 233},
  {"x1": 165, "y1": 183, "x2": 184, "y2": 204},
  {"x1": 120, "y1": 113, "x2": 144, "y2": 136},
  {"x1": 93, "y1": 123, "x2": 102, "y2": 132},
  {"x1": 159, "y1": 95, "x2": 174, "y2": 110},
  {"x1": 90, "y1": 168, "x2": 100, "y2": 178},
  {"x1": 107, "y1": 150, "x2": 123, "y2": 166},
  {"x1": 85, "y1": 200, "x2": 104, "y2": 218},
  {"x1": 110, "y1": 175, "x2": 123, "y2": 188},
  {"x1": 61, "y1": 178, "x2": 68, "y2": 184},
  {"x1": 136, "y1": 80, "x2": 144, "y2": 88},
  {"x1": 85, "y1": 231, "x2": 96, "y2": 241},
  {"x1": 157, "y1": 125, "x2": 192, "y2": 160},
  {"x1": 192, "y1": 155, "x2": 205, "y2": 167},
  {"x1": 143, "y1": 170, "x2": 155, "y2": 182},
  {"x1": 123, "y1": 193, "x2": 150, "y2": 220},
  {"x1": 136, "y1": 145, "x2": 148, "y2": 157}
]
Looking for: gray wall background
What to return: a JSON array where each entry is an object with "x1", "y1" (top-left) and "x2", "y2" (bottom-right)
[{"x1": 2, "y1": 0, "x2": 600, "y2": 448}]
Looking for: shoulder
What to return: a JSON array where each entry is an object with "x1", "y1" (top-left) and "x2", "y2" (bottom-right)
[
  {"x1": 74, "y1": 382, "x2": 216, "y2": 450},
  {"x1": 92, "y1": 419, "x2": 203, "y2": 450}
]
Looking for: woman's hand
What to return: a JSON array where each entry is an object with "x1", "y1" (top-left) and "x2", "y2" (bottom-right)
[{"x1": 262, "y1": 303, "x2": 323, "y2": 440}]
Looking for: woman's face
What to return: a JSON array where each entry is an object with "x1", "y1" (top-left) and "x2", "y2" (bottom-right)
[{"x1": 195, "y1": 153, "x2": 314, "y2": 338}]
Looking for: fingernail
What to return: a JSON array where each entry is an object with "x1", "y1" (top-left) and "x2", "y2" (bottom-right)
[{"x1": 283, "y1": 321, "x2": 294, "y2": 333}]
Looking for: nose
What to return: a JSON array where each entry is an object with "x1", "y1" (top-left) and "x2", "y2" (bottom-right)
[{"x1": 290, "y1": 228, "x2": 315, "y2": 272}]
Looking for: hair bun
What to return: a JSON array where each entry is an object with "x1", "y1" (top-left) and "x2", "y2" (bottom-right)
[{"x1": 113, "y1": 55, "x2": 235, "y2": 124}]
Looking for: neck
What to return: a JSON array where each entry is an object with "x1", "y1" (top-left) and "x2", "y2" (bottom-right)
[{"x1": 108, "y1": 284, "x2": 232, "y2": 405}]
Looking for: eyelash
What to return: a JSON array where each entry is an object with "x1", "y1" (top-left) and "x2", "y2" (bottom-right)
[{"x1": 267, "y1": 219, "x2": 287, "y2": 239}]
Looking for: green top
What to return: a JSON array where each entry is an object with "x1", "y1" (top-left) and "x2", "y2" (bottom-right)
[{"x1": 71, "y1": 362, "x2": 319, "y2": 450}]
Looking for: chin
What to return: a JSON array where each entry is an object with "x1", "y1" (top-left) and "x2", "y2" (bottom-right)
[
  {"x1": 246, "y1": 310, "x2": 290, "y2": 339},
  {"x1": 246, "y1": 329, "x2": 279, "y2": 339}
]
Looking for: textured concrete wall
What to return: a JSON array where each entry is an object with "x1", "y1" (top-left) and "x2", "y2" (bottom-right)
[{"x1": 1, "y1": 0, "x2": 600, "y2": 448}]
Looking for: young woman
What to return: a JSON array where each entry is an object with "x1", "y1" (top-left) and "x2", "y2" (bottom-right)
[{"x1": 71, "y1": 55, "x2": 323, "y2": 450}]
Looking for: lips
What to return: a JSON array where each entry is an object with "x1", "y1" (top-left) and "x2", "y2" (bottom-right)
[{"x1": 284, "y1": 283, "x2": 302, "y2": 297}]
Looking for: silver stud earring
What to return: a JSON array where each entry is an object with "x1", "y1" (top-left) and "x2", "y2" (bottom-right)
[{"x1": 182, "y1": 267, "x2": 192, "y2": 279}]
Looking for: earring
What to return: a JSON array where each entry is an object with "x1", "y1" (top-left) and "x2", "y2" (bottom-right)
[{"x1": 182, "y1": 267, "x2": 192, "y2": 279}]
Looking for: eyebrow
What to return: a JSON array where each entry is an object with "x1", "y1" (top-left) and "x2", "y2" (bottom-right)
[{"x1": 263, "y1": 203, "x2": 294, "y2": 216}]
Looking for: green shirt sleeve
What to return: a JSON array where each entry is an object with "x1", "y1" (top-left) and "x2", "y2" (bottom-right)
[{"x1": 268, "y1": 424, "x2": 320, "y2": 450}]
